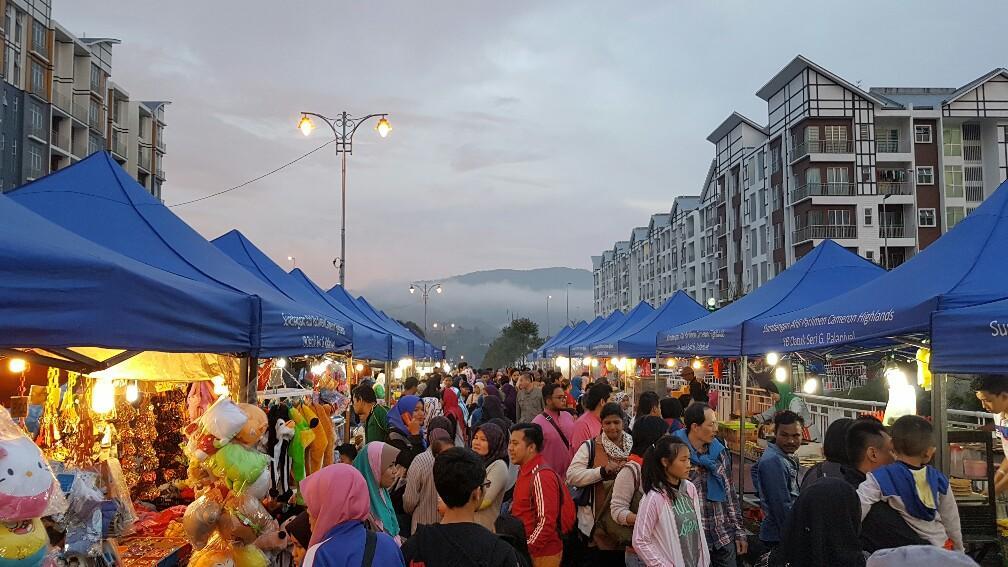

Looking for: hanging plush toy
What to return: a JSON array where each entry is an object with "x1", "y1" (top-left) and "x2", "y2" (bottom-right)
[
  {"x1": 182, "y1": 494, "x2": 223, "y2": 550},
  {"x1": 0, "y1": 438, "x2": 59, "y2": 521},
  {"x1": 301, "y1": 405, "x2": 326, "y2": 475},
  {"x1": 314, "y1": 403, "x2": 336, "y2": 468},
  {"x1": 265, "y1": 407, "x2": 293, "y2": 503},
  {"x1": 287, "y1": 407, "x2": 318, "y2": 500},
  {"x1": 233, "y1": 405, "x2": 267, "y2": 448},
  {"x1": 199, "y1": 398, "x2": 249, "y2": 449},
  {"x1": 0, "y1": 518, "x2": 47, "y2": 567},
  {"x1": 203, "y1": 444, "x2": 269, "y2": 494}
]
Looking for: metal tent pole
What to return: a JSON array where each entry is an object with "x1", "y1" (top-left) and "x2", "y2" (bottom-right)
[{"x1": 739, "y1": 356, "x2": 748, "y2": 501}]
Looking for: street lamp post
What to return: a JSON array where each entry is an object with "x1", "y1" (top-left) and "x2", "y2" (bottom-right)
[
  {"x1": 546, "y1": 295, "x2": 552, "y2": 336},
  {"x1": 297, "y1": 111, "x2": 391, "y2": 287},
  {"x1": 566, "y1": 282, "x2": 572, "y2": 325},
  {"x1": 287, "y1": 256, "x2": 296, "y2": 269},
  {"x1": 409, "y1": 282, "x2": 442, "y2": 338}
]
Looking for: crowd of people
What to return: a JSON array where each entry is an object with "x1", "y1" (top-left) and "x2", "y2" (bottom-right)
[{"x1": 290, "y1": 363, "x2": 995, "y2": 567}]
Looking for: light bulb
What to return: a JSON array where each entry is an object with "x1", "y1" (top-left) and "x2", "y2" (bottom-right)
[
  {"x1": 376, "y1": 116, "x2": 391, "y2": 138},
  {"x1": 802, "y1": 378, "x2": 818, "y2": 394},
  {"x1": 666, "y1": 358, "x2": 676, "y2": 368},
  {"x1": 91, "y1": 377, "x2": 115, "y2": 414},
  {"x1": 275, "y1": 357, "x2": 287, "y2": 369},
  {"x1": 692, "y1": 358, "x2": 702, "y2": 370},
  {"x1": 6, "y1": 358, "x2": 25, "y2": 373},
  {"x1": 885, "y1": 367, "x2": 908, "y2": 388},
  {"x1": 582, "y1": 357, "x2": 592, "y2": 366},
  {"x1": 212, "y1": 375, "x2": 230, "y2": 397},
  {"x1": 591, "y1": 359, "x2": 599, "y2": 368},
  {"x1": 766, "y1": 352, "x2": 780, "y2": 367},
  {"x1": 125, "y1": 381, "x2": 139, "y2": 403},
  {"x1": 355, "y1": 363, "x2": 364, "y2": 373},
  {"x1": 774, "y1": 366, "x2": 787, "y2": 383},
  {"x1": 297, "y1": 114, "x2": 314, "y2": 136}
]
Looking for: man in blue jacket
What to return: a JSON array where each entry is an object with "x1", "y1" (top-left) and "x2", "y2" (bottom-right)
[{"x1": 752, "y1": 410, "x2": 803, "y2": 549}]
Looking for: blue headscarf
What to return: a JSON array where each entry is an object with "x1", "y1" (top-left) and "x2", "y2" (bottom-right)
[
  {"x1": 571, "y1": 375, "x2": 584, "y2": 400},
  {"x1": 387, "y1": 395, "x2": 424, "y2": 439},
  {"x1": 673, "y1": 428, "x2": 727, "y2": 502}
]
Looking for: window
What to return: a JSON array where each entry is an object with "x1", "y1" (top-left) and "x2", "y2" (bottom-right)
[
  {"x1": 865, "y1": 250, "x2": 874, "y2": 261},
  {"x1": 916, "y1": 166, "x2": 934, "y2": 185},
  {"x1": 28, "y1": 102, "x2": 42, "y2": 135},
  {"x1": 26, "y1": 143, "x2": 42, "y2": 178},
  {"x1": 943, "y1": 127, "x2": 962, "y2": 157},
  {"x1": 914, "y1": 124, "x2": 932, "y2": 144},
  {"x1": 864, "y1": 207, "x2": 873, "y2": 226},
  {"x1": 946, "y1": 206, "x2": 965, "y2": 229},
  {"x1": 824, "y1": 125, "x2": 848, "y2": 152},
  {"x1": 31, "y1": 20, "x2": 44, "y2": 54},
  {"x1": 90, "y1": 64, "x2": 101, "y2": 92},
  {"x1": 918, "y1": 208, "x2": 936, "y2": 227},
  {"x1": 805, "y1": 167, "x2": 821, "y2": 186},
  {"x1": 3, "y1": 6, "x2": 11, "y2": 38},
  {"x1": 827, "y1": 167, "x2": 849, "y2": 192},
  {"x1": 828, "y1": 209, "x2": 852, "y2": 226},
  {"x1": 30, "y1": 61, "x2": 43, "y2": 96},
  {"x1": 944, "y1": 166, "x2": 964, "y2": 198},
  {"x1": 805, "y1": 126, "x2": 819, "y2": 143}
]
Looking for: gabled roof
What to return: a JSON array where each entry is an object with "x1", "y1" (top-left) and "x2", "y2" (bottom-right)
[
  {"x1": 614, "y1": 241, "x2": 630, "y2": 254},
  {"x1": 756, "y1": 55, "x2": 892, "y2": 107},
  {"x1": 943, "y1": 68, "x2": 1008, "y2": 105},
  {"x1": 706, "y1": 111, "x2": 767, "y2": 143},
  {"x1": 591, "y1": 255, "x2": 602, "y2": 269},
  {"x1": 649, "y1": 213, "x2": 671, "y2": 231},
  {"x1": 602, "y1": 250, "x2": 614, "y2": 262},
  {"x1": 630, "y1": 226, "x2": 649, "y2": 244}
]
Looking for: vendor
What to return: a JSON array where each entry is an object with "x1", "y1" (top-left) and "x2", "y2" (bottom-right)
[
  {"x1": 753, "y1": 381, "x2": 820, "y2": 442},
  {"x1": 973, "y1": 374, "x2": 1008, "y2": 494}
]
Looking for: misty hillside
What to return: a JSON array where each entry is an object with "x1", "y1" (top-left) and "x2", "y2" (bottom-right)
[{"x1": 353, "y1": 267, "x2": 595, "y2": 364}]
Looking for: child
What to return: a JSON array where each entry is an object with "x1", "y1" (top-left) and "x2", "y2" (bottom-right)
[
  {"x1": 336, "y1": 443, "x2": 358, "y2": 465},
  {"x1": 857, "y1": 415, "x2": 963, "y2": 551},
  {"x1": 632, "y1": 435, "x2": 709, "y2": 567}
]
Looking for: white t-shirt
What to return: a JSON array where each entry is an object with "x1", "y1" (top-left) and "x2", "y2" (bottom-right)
[{"x1": 996, "y1": 413, "x2": 1008, "y2": 456}]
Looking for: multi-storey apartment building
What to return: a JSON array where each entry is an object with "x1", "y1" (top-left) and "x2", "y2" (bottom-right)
[
  {"x1": 0, "y1": 1, "x2": 166, "y2": 197},
  {"x1": 593, "y1": 55, "x2": 1008, "y2": 316}
]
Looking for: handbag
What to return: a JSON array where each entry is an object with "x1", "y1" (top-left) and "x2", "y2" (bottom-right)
[
  {"x1": 569, "y1": 439, "x2": 595, "y2": 506},
  {"x1": 591, "y1": 462, "x2": 641, "y2": 548}
]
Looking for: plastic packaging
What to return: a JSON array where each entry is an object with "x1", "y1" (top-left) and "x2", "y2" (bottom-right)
[
  {"x1": 182, "y1": 495, "x2": 222, "y2": 550},
  {"x1": 61, "y1": 471, "x2": 104, "y2": 557},
  {"x1": 188, "y1": 535, "x2": 267, "y2": 567},
  {"x1": 199, "y1": 398, "x2": 249, "y2": 447},
  {"x1": 0, "y1": 407, "x2": 67, "y2": 521}
]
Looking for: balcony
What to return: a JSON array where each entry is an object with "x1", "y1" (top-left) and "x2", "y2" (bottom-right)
[
  {"x1": 50, "y1": 129, "x2": 70, "y2": 152},
  {"x1": 879, "y1": 225, "x2": 910, "y2": 239},
  {"x1": 790, "y1": 182, "x2": 856, "y2": 203},
  {"x1": 772, "y1": 234, "x2": 785, "y2": 250},
  {"x1": 717, "y1": 256, "x2": 728, "y2": 270},
  {"x1": 792, "y1": 224, "x2": 857, "y2": 243},
  {"x1": 27, "y1": 121, "x2": 46, "y2": 142},
  {"x1": 111, "y1": 134, "x2": 128, "y2": 159},
  {"x1": 72, "y1": 103, "x2": 89, "y2": 124},
  {"x1": 88, "y1": 113, "x2": 103, "y2": 131},
  {"x1": 138, "y1": 151, "x2": 151, "y2": 171},
  {"x1": 790, "y1": 140, "x2": 854, "y2": 162},
  {"x1": 52, "y1": 90, "x2": 72, "y2": 114},
  {"x1": 878, "y1": 181, "x2": 912, "y2": 196},
  {"x1": 876, "y1": 139, "x2": 910, "y2": 154}
]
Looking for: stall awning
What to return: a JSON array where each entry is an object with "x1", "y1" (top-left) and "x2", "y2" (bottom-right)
[
  {"x1": 7, "y1": 153, "x2": 352, "y2": 357},
  {"x1": 594, "y1": 291, "x2": 708, "y2": 358},
  {"x1": 579, "y1": 302, "x2": 654, "y2": 357},
  {"x1": 931, "y1": 298, "x2": 1008, "y2": 373},
  {"x1": 84, "y1": 349, "x2": 241, "y2": 383},
  {"x1": 213, "y1": 230, "x2": 393, "y2": 361},
  {"x1": 569, "y1": 309, "x2": 631, "y2": 357},
  {"x1": 320, "y1": 285, "x2": 413, "y2": 360},
  {"x1": 546, "y1": 316, "x2": 608, "y2": 359},
  {"x1": 659, "y1": 240, "x2": 884, "y2": 357},
  {"x1": 743, "y1": 179, "x2": 1008, "y2": 355},
  {"x1": 0, "y1": 193, "x2": 253, "y2": 359},
  {"x1": 533, "y1": 324, "x2": 577, "y2": 360}
]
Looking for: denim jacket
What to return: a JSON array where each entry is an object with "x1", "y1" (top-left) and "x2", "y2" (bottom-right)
[{"x1": 751, "y1": 441, "x2": 799, "y2": 543}]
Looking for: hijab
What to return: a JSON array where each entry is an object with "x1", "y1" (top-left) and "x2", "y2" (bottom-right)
[
  {"x1": 773, "y1": 382, "x2": 797, "y2": 412},
  {"x1": 480, "y1": 394, "x2": 506, "y2": 424},
  {"x1": 426, "y1": 416, "x2": 454, "y2": 446},
  {"x1": 301, "y1": 464, "x2": 370, "y2": 547},
  {"x1": 571, "y1": 375, "x2": 583, "y2": 400},
  {"x1": 352, "y1": 442, "x2": 401, "y2": 537},
  {"x1": 442, "y1": 387, "x2": 468, "y2": 441},
  {"x1": 771, "y1": 477, "x2": 865, "y2": 567},
  {"x1": 472, "y1": 422, "x2": 509, "y2": 467},
  {"x1": 484, "y1": 383, "x2": 501, "y2": 400},
  {"x1": 421, "y1": 397, "x2": 443, "y2": 430},
  {"x1": 387, "y1": 395, "x2": 424, "y2": 438},
  {"x1": 500, "y1": 382, "x2": 518, "y2": 421}
]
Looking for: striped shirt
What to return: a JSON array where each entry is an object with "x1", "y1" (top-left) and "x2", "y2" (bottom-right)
[{"x1": 403, "y1": 448, "x2": 441, "y2": 533}]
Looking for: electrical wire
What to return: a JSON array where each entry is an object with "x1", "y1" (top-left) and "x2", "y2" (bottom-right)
[{"x1": 167, "y1": 139, "x2": 336, "y2": 207}]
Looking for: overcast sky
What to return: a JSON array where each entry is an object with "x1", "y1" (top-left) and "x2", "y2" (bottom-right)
[{"x1": 55, "y1": 1, "x2": 1007, "y2": 292}]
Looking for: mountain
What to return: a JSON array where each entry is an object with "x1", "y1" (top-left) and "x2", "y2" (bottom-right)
[{"x1": 352, "y1": 267, "x2": 594, "y2": 364}]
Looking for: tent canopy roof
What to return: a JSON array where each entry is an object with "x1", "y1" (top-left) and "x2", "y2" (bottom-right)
[{"x1": 595, "y1": 291, "x2": 708, "y2": 358}]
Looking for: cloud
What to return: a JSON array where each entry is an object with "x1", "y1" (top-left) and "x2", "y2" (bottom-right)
[{"x1": 449, "y1": 143, "x2": 545, "y2": 172}]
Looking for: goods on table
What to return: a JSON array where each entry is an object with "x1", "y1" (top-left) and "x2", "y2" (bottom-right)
[
  {"x1": 118, "y1": 536, "x2": 191, "y2": 567},
  {"x1": 719, "y1": 421, "x2": 758, "y2": 454}
]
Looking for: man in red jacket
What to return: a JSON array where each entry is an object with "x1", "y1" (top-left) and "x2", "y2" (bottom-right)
[{"x1": 509, "y1": 423, "x2": 563, "y2": 567}]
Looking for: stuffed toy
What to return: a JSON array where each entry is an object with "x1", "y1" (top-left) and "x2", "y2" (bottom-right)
[
  {"x1": 0, "y1": 518, "x2": 47, "y2": 566},
  {"x1": 203, "y1": 444, "x2": 269, "y2": 494},
  {"x1": 199, "y1": 398, "x2": 249, "y2": 448},
  {"x1": 314, "y1": 403, "x2": 336, "y2": 468},
  {"x1": 189, "y1": 540, "x2": 267, "y2": 567},
  {"x1": 287, "y1": 407, "x2": 318, "y2": 499},
  {"x1": 0, "y1": 436, "x2": 59, "y2": 522},
  {"x1": 183, "y1": 424, "x2": 221, "y2": 463},
  {"x1": 233, "y1": 405, "x2": 267, "y2": 448},
  {"x1": 301, "y1": 405, "x2": 326, "y2": 475},
  {"x1": 265, "y1": 407, "x2": 293, "y2": 503},
  {"x1": 182, "y1": 495, "x2": 223, "y2": 550}
]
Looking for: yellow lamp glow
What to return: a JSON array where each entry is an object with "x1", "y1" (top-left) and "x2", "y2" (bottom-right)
[
  {"x1": 275, "y1": 357, "x2": 288, "y2": 369},
  {"x1": 212, "y1": 375, "x2": 230, "y2": 397},
  {"x1": 774, "y1": 366, "x2": 788, "y2": 383},
  {"x1": 666, "y1": 358, "x2": 676, "y2": 368},
  {"x1": 91, "y1": 377, "x2": 115, "y2": 414},
  {"x1": 6, "y1": 358, "x2": 26, "y2": 373},
  {"x1": 692, "y1": 358, "x2": 702, "y2": 370},
  {"x1": 355, "y1": 363, "x2": 365, "y2": 373},
  {"x1": 125, "y1": 381, "x2": 139, "y2": 403},
  {"x1": 393, "y1": 367, "x2": 403, "y2": 380},
  {"x1": 766, "y1": 352, "x2": 780, "y2": 367},
  {"x1": 582, "y1": 357, "x2": 592, "y2": 366},
  {"x1": 802, "y1": 378, "x2": 818, "y2": 394},
  {"x1": 591, "y1": 359, "x2": 599, "y2": 368},
  {"x1": 376, "y1": 116, "x2": 392, "y2": 138},
  {"x1": 885, "y1": 366, "x2": 908, "y2": 388},
  {"x1": 297, "y1": 114, "x2": 315, "y2": 136}
]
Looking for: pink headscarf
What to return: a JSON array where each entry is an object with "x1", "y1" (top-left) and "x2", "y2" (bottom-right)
[{"x1": 300, "y1": 463, "x2": 370, "y2": 547}]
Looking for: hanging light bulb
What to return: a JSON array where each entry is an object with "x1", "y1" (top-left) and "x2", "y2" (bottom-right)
[
  {"x1": 802, "y1": 378, "x2": 818, "y2": 394},
  {"x1": 766, "y1": 352, "x2": 780, "y2": 367},
  {"x1": 591, "y1": 359, "x2": 599, "y2": 368},
  {"x1": 212, "y1": 375, "x2": 230, "y2": 397},
  {"x1": 774, "y1": 366, "x2": 788, "y2": 383},
  {"x1": 692, "y1": 358, "x2": 703, "y2": 370},
  {"x1": 354, "y1": 363, "x2": 365, "y2": 373},
  {"x1": 6, "y1": 358, "x2": 26, "y2": 373},
  {"x1": 376, "y1": 116, "x2": 392, "y2": 138},
  {"x1": 885, "y1": 365, "x2": 908, "y2": 388},
  {"x1": 125, "y1": 381, "x2": 139, "y2": 403},
  {"x1": 91, "y1": 377, "x2": 115, "y2": 415},
  {"x1": 666, "y1": 358, "x2": 676, "y2": 368},
  {"x1": 582, "y1": 356, "x2": 592, "y2": 366},
  {"x1": 275, "y1": 357, "x2": 288, "y2": 369},
  {"x1": 297, "y1": 114, "x2": 315, "y2": 136}
]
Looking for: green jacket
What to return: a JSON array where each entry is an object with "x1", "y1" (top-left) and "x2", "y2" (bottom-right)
[{"x1": 366, "y1": 403, "x2": 390, "y2": 444}]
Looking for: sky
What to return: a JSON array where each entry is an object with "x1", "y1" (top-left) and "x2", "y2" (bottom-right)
[{"x1": 55, "y1": 0, "x2": 1008, "y2": 293}]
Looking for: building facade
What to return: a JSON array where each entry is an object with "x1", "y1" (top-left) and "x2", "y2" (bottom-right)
[
  {"x1": 593, "y1": 55, "x2": 1008, "y2": 316},
  {"x1": 1, "y1": 0, "x2": 166, "y2": 198}
]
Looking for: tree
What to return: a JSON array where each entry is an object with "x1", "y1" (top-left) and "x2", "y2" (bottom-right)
[{"x1": 481, "y1": 318, "x2": 544, "y2": 368}]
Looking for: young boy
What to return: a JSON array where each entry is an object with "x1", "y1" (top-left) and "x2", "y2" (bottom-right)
[
  {"x1": 336, "y1": 443, "x2": 358, "y2": 465},
  {"x1": 856, "y1": 415, "x2": 963, "y2": 551}
]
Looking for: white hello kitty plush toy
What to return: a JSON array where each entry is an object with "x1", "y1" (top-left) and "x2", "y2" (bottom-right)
[{"x1": 0, "y1": 436, "x2": 58, "y2": 521}]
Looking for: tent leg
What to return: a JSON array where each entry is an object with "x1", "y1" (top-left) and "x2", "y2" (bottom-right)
[
  {"x1": 739, "y1": 356, "x2": 748, "y2": 502},
  {"x1": 238, "y1": 356, "x2": 258, "y2": 404},
  {"x1": 932, "y1": 372, "x2": 949, "y2": 474}
]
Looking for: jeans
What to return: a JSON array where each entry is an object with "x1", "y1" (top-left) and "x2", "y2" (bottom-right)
[
  {"x1": 709, "y1": 542, "x2": 737, "y2": 567},
  {"x1": 624, "y1": 551, "x2": 646, "y2": 567}
]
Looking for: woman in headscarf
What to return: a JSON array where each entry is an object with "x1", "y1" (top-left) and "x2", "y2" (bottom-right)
[
  {"x1": 386, "y1": 395, "x2": 426, "y2": 466},
  {"x1": 484, "y1": 383, "x2": 501, "y2": 401},
  {"x1": 352, "y1": 442, "x2": 405, "y2": 543},
  {"x1": 469, "y1": 422, "x2": 510, "y2": 532},
  {"x1": 754, "y1": 381, "x2": 820, "y2": 441},
  {"x1": 442, "y1": 387, "x2": 468, "y2": 445},
  {"x1": 301, "y1": 464, "x2": 404, "y2": 566},
  {"x1": 477, "y1": 394, "x2": 506, "y2": 427},
  {"x1": 421, "y1": 396, "x2": 443, "y2": 432},
  {"x1": 467, "y1": 381, "x2": 485, "y2": 409},
  {"x1": 500, "y1": 378, "x2": 518, "y2": 422},
  {"x1": 768, "y1": 477, "x2": 865, "y2": 567},
  {"x1": 612, "y1": 391, "x2": 632, "y2": 430}
]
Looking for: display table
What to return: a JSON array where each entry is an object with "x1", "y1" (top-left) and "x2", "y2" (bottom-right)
[{"x1": 118, "y1": 537, "x2": 191, "y2": 567}]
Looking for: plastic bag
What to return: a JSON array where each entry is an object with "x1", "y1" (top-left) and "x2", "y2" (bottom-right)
[
  {"x1": 199, "y1": 398, "x2": 249, "y2": 447},
  {"x1": 0, "y1": 407, "x2": 67, "y2": 521},
  {"x1": 182, "y1": 495, "x2": 222, "y2": 550},
  {"x1": 203, "y1": 444, "x2": 268, "y2": 494},
  {"x1": 189, "y1": 535, "x2": 267, "y2": 567},
  {"x1": 61, "y1": 472, "x2": 104, "y2": 557}
]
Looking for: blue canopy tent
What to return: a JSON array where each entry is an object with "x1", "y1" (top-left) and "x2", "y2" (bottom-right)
[
  {"x1": 593, "y1": 291, "x2": 708, "y2": 358},
  {"x1": 659, "y1": 240, "x2": 884, "y2": 357},
  {"x1": 319, "y1": 284, "x2": 412, "y2": 360},
  {"x1": 569, "y1": 309, "x2": 633, "y2": 358},
  {"x1": 353, "y1": 296, "x2": 437, "y2": 360},
  {"x1": 8, "y1": 153, "x2": 352, "y2": 358},
  {"x1": 532, "y1": 323, "x2": 579, "y2": 362},
  {"x1": 746, "y1": 178, "x2": 1008, "y2": 356},
  {"x1": 931, "y1": 298, "x2": 1008, "y2": 374},
  {"x1": 376, "y1": 307, "x2": 444, "y2": 361},
  {"x1": 545, "y1": 317, "x2": 605, "y2": 359},
  {"x1": 0, "y1": 193, "x2": 253, "y2": 368},
  {"x1": 212, "y1": 230, "x2": 394, "y2": 361},
  {"x1": 580, "y1": 302, "x2": 655, "y2": 358}
]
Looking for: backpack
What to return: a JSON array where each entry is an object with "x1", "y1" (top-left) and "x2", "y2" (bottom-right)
[
  {"x1": 591, "y1": 462, "x2": 641, "y2": 548},
  {"x1": 531, "y1": 465, "x2": 577, "y2": 538}
]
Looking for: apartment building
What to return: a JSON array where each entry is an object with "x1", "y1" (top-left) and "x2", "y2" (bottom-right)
[
  {"x1": 593, "y1": 55, "x2": 1008, "y2": 317},
  {"x1": 1, "y1": 1, "x2": 167, "y2": 197}
]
